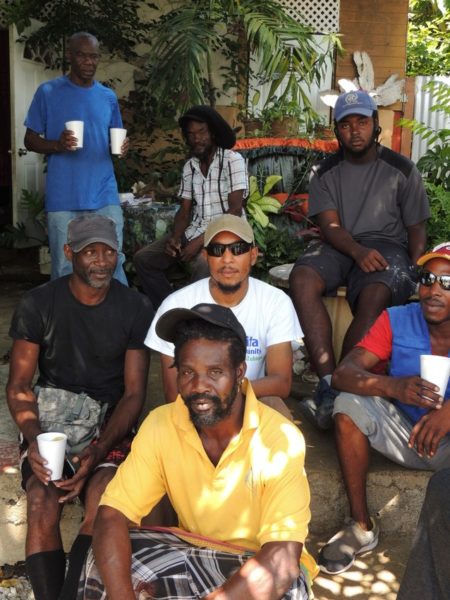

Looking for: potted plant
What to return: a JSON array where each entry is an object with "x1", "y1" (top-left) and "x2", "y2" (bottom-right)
[
  {"x1": 236, "y1": 91, "x2": 264, "y2": 136},
  {"x1": 399, "y1": 80, "x2": 450, "y2": 248},
  {"x1": 261, "y1": 95, "x2": 328, "y2": 137},
  {"x1": 21, "y1": 189, "x2": 50, "y2": 274},
  {"x1": 261, "y1": 97, "x2": 302, "y2": 137},
  {"x1": 313, "y1": 120, "x2": 336, "y2": 140},
  {"x1": 0, "y1": 189, "x2": 50, "y2": 274}
]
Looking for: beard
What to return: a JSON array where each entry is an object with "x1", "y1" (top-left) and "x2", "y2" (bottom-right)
[
  {"x1": 190, "y1": 141, "x2": 214, "y2": 161},
  {"x1": 183, "y1": 380, "x2": 239, "y2": 427},
  {"x1": 216, "y1": 280, "x2": 242, "y2": 294},
  {"x1": 81, "y1": 267, "x2": 114, "y2": 289},
  {"x1": 344, "y1": 140, "x2": 375, "y2": 158},
  {"x1": 339, "y1": 124, "x2": 378, "y2": 158},
  {"x1": 193, "y1": 147, "x2": 210, "y2": 161}
]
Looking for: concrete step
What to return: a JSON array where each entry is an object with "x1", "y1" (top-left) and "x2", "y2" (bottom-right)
[
  {"x1": 286, "y1": 379, "x2": 430, "y2": 536},
  {"x1": 293, "y1": 409, "x2": 429, "y2": 537}
]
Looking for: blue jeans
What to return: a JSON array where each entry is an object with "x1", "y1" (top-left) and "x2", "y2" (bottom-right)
[{"x1": 47, "y1": 205, "x2": 128, "y2": 285}]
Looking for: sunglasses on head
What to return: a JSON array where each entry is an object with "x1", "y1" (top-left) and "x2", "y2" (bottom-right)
[
  {"x1": 420, "y1": 271, "x2": 450, "y2": 291},
  {"x1": 206, "y1": 241, "x2": 253, "y2": 257}
]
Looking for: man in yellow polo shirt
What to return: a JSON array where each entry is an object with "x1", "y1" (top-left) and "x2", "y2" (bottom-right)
[{"x1": 80, "y1": 303, "x2": 316, "y2": 599}]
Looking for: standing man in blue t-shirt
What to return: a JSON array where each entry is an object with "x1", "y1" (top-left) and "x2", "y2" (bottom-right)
[{"x1": 24, "y1": 31, "x2": 129, "y2": 284}]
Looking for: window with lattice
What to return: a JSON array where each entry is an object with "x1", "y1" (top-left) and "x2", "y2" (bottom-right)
[{"x1": 282, "y1": 0, "x2": 340, "y2": 33}]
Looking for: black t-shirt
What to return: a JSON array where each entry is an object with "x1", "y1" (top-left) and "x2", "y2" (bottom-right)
[{"x1": 9, "y1": 276, "x2": 154, "y2": 405}]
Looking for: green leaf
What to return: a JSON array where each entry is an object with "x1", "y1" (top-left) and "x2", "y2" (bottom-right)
[{"x1": 262, "y1": 175, "x2": 282, "y2": 196}]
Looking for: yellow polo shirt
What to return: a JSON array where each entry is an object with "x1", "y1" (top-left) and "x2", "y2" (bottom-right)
[{"x1": 101, "y1": 380, "x2": 315, "y2": 569}]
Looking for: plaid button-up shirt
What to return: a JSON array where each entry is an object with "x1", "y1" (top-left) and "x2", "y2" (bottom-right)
[{"x1": 179, "y1": 148, "x2": 248, "y2": 241}]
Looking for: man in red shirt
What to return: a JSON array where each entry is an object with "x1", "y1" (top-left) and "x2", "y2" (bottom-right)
[{"x1": 317, "y1": 243, "x2": 450, "y2": 575}]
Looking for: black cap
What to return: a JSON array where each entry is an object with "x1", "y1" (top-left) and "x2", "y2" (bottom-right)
[
  {"x1": 155, "y1": 303, "x2": 247, "y2": 350},
  {"x1": 178, "y1": 105, "x2": 236, "y2": 149}
]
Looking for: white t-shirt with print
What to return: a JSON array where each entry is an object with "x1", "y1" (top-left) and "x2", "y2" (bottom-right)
[{"x1": 145, "y1": 277, "x2": 303, "y2": 380}]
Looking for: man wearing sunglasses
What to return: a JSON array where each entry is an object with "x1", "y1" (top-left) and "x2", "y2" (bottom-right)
[
  {"x1": 146, "y1": 214, "x2": 302, "y2": 413},
  {"x1": 315, "y1": 243, "x2": 450, "y2": 577}
]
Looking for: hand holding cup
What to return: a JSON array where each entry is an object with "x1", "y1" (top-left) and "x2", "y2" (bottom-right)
[
  {"x1": 37, "y1": 432, "x2": 67, "y2": 481},
  {"x1": 110, "y1": 127, "x2": 127, "y2": 155},
  {"x1": 420, "y1": 354, "x2": 450, "y2": 404},
  {"x1": 64, "y1": 120, "x2": 84, "y2": 150}
]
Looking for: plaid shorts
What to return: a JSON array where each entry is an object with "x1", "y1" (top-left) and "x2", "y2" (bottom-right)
[{"x1": 77, "y1": 529, "x2": 310, "y2": 599}]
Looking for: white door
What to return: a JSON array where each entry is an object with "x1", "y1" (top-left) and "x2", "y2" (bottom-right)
[{"x1": 9, "y1": 23, "x2": 58, "y2": 239}]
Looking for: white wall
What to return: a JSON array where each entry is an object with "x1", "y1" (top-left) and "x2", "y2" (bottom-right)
[{"x1": 411, "y1": 75, "x2": 450, "y2": 163}]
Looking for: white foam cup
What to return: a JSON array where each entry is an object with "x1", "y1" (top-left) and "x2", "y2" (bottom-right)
[
  {"x1": 110, "y1": 127, "x2": 127, "y2": 154},
  {"x1": 37, "y1": 432, "x2": 67, "y2": 480},
  {"x1": 420, "y1": 354, "x2": 450, "y2": 398},
  {"x1": 65, "y1": 120, "x2": 84, "y2": 148}
]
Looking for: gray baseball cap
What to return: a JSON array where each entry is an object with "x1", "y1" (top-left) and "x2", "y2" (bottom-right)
[{"x1": 67, "y1": 215, "x2": 118, "y2": 252}]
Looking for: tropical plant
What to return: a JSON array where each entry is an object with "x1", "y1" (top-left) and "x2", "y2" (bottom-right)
[
  {"x1": 424, "y1": 182, "x2": 450, "y2": 247},
  {"x1": 246, "y1": 173, "x2": 282, "y2": 249},
  {"x1": 0, "y1": 189, "x2": 46, "y2": 247},
  {"x1": 407, "y1": 0, "x2": 450, "y2": 75},
  {"x1": 143, "y1": 0, "x2": 341, "y2": 117},
  {"x1": 400, "y1": 80, "x2": 450, "y2": 248},
  {"x1": 251, "y1": 224, "x2": 305, "y2": 281},
  {"x1": 399, "y1": 80, "x2": 449, "y2": 188},
  {"x1": 113, "y1": 146, "x2": 155, "y2": 194},
  {"x1": 2, "y1": 0, "x2": 151, "y2": 70}
]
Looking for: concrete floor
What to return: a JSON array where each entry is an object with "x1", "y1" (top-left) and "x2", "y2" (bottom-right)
[{"x1": 0, "y1": 252, "x2": 418, "y2": 599}]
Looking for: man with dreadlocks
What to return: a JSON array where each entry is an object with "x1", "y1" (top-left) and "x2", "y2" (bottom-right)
[
  {"x1": 134, "y1": 106, "x2": 248, "y2": 310},
  {"x1": 289, "y1": 90, "x2": 429, "y2": 430}
]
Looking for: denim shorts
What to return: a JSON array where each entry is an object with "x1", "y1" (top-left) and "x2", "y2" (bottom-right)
[{"x1": 294, "y1": 239, "x2": 417, "y2": 311}]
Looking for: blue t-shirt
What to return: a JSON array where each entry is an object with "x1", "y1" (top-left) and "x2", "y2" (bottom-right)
[{"x1": 25, "y1": 76, "x2": 123, "y2": 212}]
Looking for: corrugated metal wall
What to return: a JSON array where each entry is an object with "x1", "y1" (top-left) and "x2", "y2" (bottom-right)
[{"x1": 412, "y1": 75, "x2": 450, "y2": 163}]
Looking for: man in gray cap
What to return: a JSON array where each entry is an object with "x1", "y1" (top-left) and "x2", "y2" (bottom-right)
[
  {"x1": 6, "y1": 214, "x2": 153, "y2": 600},
  {"x1": 80, "y1": 303, "x2": 315, "y2": 599},
  {"x1": 134, "y1": 105, "x2": 248, "y2": 310},
  {"x1": 289, "y1": 89, "x2": 430, "y2": 430}
]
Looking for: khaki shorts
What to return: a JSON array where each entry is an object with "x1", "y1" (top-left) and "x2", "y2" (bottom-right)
[{"x1": 333, "y1": 392, "x2": 450, "y2": 471}]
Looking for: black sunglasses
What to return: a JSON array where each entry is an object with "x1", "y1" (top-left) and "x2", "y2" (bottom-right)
[
  {"x1": 206, "y1": 241, "x2": 253, "y2": 257},
  {"x1": 420, "y1": 271, "x2": 450, "y2": 291}
]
